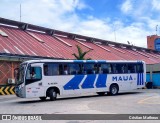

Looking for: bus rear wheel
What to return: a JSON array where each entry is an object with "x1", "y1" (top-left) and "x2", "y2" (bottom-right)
[
  {"x1": 39, "y1": 97, "x2": 46, "y2": 101},
  {"x1": 97, "y1": 92, "x2": 105, "y2": 96},
  {"x1": 49, "y1": 89, "x2": 57, "y2": 101},
  {"x1": 109, "y1": 84, "x2": 119, "y2": 95}
]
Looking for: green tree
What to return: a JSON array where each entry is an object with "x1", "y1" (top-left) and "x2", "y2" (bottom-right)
[{"x1": 72, "y1": 45, "x2": 92, "y2": 60}]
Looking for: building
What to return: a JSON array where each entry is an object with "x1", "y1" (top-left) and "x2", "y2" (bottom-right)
[
  {"x1": 147, "y1": 35, "x2": 160, "y2": 51},
  {"x1": 0, "y1": 17, "x2": 160, "y2": 85},
  {"x1": 147, "y1": 63, "x2": 160, "y2": 87}
]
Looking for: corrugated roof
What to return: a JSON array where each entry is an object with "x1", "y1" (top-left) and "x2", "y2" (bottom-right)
[{"x1": 0, "y1": 18, "x2": 160, "y2": 64}]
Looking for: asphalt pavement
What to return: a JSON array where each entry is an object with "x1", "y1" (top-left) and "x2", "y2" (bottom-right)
[{"x1": 0, "y1": 89, "x2": 160, "y2": 123}]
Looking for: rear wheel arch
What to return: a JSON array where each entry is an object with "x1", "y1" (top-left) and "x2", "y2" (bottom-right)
[{"x1": 46, "y1": 86, "x2": 60, "y2": 97}]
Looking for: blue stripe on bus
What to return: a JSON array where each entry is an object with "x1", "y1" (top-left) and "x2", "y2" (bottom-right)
[
  {"x1": 137, "y1": 73, "x2": 139, "y2": 85},
  {"x1": 137, "y1": 73, "x2": 144, "y2": 85},
  {"x1": 143, "y1": 73, "x2": 144, "y2": 85},
  {"x1": 96, "y1": 74, "x2": 107, "y2": 88},
  {"x1": 140, "y1": 73, "x2": 141, "y2": 85},
  {"x1": 142, "y1": 73, "x2": 143, "y2": 85},
  {"x1": 86, "y1": 60, "x2": 97, "y2": 63},
  {"x1": 73, "y1": 60, "x2": 85, "y2": 63},
  {"x1": 81, "y1": 75, "x2": 96, "y2": 89},
  {"x1": 139, "y1": 73, "x2": 140, "y2": 85},
  {"x1": 139, "y1": 73, "x2": 141, "y2": 85},
  {"x1": 142, "y1": 73, "x2": 144, "y2": 85},
  {"x1": 73, "y1": 60, "x2": 97, "y2": 63},
  {"x1": 73, "y1": 60, "x2": 107, "y2": 63},
  {"x1": 137, "y1": 73, "x2": 140, "y2": 85},
  {"x1": 63, "y1": 75, "x2": 85, "y2": 90},
  {"x1": 141, "y1": 73, "x2": 142, "y2": 85},
  {"x1": 141, "y1": 73, "x2": 143, "y2": 85}
]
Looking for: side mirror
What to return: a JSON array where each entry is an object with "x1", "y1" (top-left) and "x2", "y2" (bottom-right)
[{"x1": 14, "y1": 68, "x2": 19, "y2": 79}]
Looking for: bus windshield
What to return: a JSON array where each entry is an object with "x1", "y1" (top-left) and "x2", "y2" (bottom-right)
[{"x1": 16, "y1": 64, "x2": 27, "y2": 85}]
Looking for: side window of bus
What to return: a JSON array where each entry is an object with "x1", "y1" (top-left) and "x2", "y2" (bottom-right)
[
  {"x1": 112, "y1": 64, "x2": 128, "y2": 74},
  {"x1": 111, "y1": 64, "x2": 117, "y2": 74},
  {"x1": 99, "y1": 64, "x2": 110, "y2": 74},
  {"x1": 59, "y1": 64, "x2": 63, "y2": 75},
  {"x1": 118, "y1": 64, "x2": 128, "y2": 73},
  {"x1": 68, "y1": 64, "x2": 81, "y2": 75},
  {"x1": 83, "y1": 64, "x2": 96, "y2": 74},
  {"x1": 44, "y1": 64, "x2": 59, "y2": 76},
  {"x1": 109, "y1": 64, "x2": 114, "y2": 73},
  {"x1": 115, "y1": 64, "x2": 122, "y2": 74},
  {"x1": 137, "y1": 64, "x2": 143, "y2": 73},
  {"x1": 93, "y1": 64, "x2": 98, "y2": 74},
  {"x1": 128, "y1": 64, "x2": 136, "y2": 73},
  {"x1": 123, "y1": 64, "x2": 128, "y2": 73},
  {"x1": 63, "y1": 64, "x2": 68, "y2": 75},
  {"x1": 26, "y1": 66, "x2": 42, "y2": 83}
]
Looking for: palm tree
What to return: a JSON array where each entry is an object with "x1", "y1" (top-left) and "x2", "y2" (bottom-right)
[{"x1": 72, "y1": 45, "x2": 92, "y2": 60}]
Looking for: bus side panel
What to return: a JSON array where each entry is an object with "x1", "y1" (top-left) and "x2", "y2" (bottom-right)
[
  {"x1": 95, "y1": 74, "x2": 108, "y2": 92},
  {"x1": 137, "y1": 62, "x2": 146, "y2": 88},
  {"x1": 25, "y1": 82, "x2": 45, "y2": 98},
  {"x1": 136, "y1": 73, "x2": 146, "y2": 88},
  {"x1": 106, "y1": 74, "x2": 138, "y2": 91},
  {"x1": 43, "y1": 75, "x2": 76, "y2": 95}
]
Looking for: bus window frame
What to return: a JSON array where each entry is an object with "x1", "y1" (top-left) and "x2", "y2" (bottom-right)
[
  {"x1": 43, "y1": 63, "x2": 60, "y2": 76},
  {"x1": 25, "y1": 64, "x2": 42, "y2": 85},
  {"x1": 136, "y1": 63, "x2": 144, "y2": 73},
  {"x1": 43, "y1": 62, "x2": 82, "y2": 76},
  {"x1": 67, "y1": 63, "x2": 81, "y2": 75},
  {"x1": 113, "y1": 63, "x2": 128, "y2": 74},
  {"x1": 98, "y1": 63, "x2": 110, "y2": 74},
  {"x1": 82, "y1": 63, "x2": 98, "y2": 74},
  {"x1": 42, "y1": 62, "x2": 144, "y2": 76}
]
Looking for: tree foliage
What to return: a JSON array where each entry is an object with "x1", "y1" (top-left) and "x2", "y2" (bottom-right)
[{"x1": 72, "y1": 45, "x2": 92, "y2": 60}]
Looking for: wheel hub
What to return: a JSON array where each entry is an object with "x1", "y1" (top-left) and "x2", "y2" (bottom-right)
[{"x1": 112, "y1": 87, "x2": 117, "y2": 94}]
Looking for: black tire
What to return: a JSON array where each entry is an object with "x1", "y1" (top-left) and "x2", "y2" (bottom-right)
[
  {"x1": 49, "y1": 89, "x2": 57, "y2": 101},
  {"x1": 39, "y1": 97, "x2": 46, "y2": 101},
  {"x1": 106, "y1": 92, "x2": 111, "y2": 96},
  {"x1": 109, "y1": 84, "x2": 119, "y2": 95},
  {"x1": 97, "y1": 92, "x2": 105, "y2": 96}
]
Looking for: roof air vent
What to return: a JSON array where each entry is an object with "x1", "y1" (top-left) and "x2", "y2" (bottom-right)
[
  {"x1": 0, "y1": 29, "x2": 8, "y2": 37},
  {"x1": 27, "y1": 31, "x2": 44, "y2": 43},
  {"x1": 19, "y1": 24, "x2": 28, "y2": 30}
]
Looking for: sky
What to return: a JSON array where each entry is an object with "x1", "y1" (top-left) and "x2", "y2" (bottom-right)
[{"x1": 0, "y1": 0, "x2": 160, "y2": 48}]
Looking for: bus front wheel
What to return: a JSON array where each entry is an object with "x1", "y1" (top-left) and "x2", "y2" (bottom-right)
[
  {"x1": 109, "y1": 84, "x2": 119, "y2": 95},
  {"x1": 49, "y1": 89, "x2": 57, "y2": 101}
]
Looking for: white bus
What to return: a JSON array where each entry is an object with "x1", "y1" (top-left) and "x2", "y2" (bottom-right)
[{"x1": 15, "y1": 60, "x2": 146, "y2": 101}]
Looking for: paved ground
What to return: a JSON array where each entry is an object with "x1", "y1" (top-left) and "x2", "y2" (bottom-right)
[{"x1": 0, "y1": 89, "x2": 160, "y2": 123}]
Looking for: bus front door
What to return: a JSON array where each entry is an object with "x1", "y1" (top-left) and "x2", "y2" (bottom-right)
[{"x1": 25, "y1": 64, "x2": 45, "y2": 98}]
